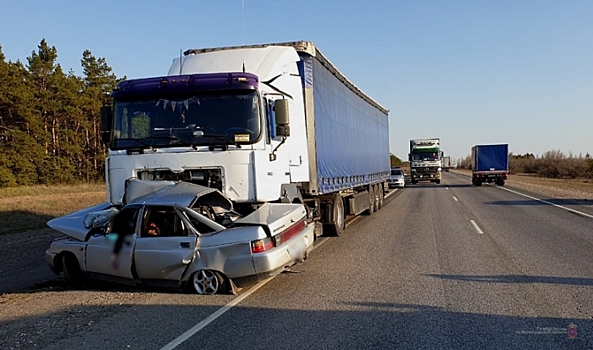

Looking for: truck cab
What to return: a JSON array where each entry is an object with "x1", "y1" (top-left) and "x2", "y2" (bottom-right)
[{"x1": 408, "y1": 139, "x2": 442, "y2": 184}]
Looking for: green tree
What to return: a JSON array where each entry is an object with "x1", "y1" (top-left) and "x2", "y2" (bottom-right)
[
  {"x1": 0, "y1": 44, "x2": 41, "y2": 185},
  {"x1": 80, "y1": 50, "x2": 119, "y2": 181}
]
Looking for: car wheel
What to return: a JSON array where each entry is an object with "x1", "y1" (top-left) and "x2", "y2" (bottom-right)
[
  {"x1": 191, "y1": 270, "x2": 223, "y2": 295},
  {"x1": 61, "y1": 254, "x2": 84, "y2": 289},
  {"x1": 325, "y1": 193, "x2": 345, "y2": 236}
]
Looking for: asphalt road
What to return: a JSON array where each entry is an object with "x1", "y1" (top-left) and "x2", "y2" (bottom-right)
[{"x1": 9, "y1": 172, "x2": 593, "y2": 349}]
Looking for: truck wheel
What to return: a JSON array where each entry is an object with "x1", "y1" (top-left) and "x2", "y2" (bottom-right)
[
  {"x1": 475, "y1": 180, "x2": 482, "y2": 187},
  {"x1": 366, "y1": 185, "x2": 375, "y2": 215},
  {"x1": 435, "y1": 180, "x2": 441, "y2": 184},
  {"x1": 373, "y1": 184, "x2": 381, "y2": 211},
  {"x1": 377, "y1": 184, "x2": 384, "y2": 209},
  {"x1": 325, "y1": 193, "x2": 345, "y2": 236},
  {"x1": 496, "y1": 179, "x2": 505, "y2": 186},
  {"x1": 411, "y1": 180, "x2": 417, "y2": 185}
]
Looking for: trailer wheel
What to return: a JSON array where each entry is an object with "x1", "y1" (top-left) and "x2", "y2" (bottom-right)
[
  {"x1": 377, "y1": 184, "x2": 384, "y2": 209},
  {"x1": 325, "y1": 193, "x2": 345, "y2": 236},
  {"x1": 373, "y1": 184, "x2": 381, "y2": 211},
  {"x1": 496, "y1": 179, "x2": 505, "y2": 186},
  {"x1": 366, "y1": 185, "x2": 375, "y2": 215}
]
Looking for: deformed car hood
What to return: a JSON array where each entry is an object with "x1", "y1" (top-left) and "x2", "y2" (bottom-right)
[{"x1": 47, "y1": 202, "x2": 113, "y2": 241}]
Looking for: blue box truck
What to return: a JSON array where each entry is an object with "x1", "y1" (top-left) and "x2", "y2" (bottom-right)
[{"x1": 471, "y1": 144, "x2": 509, "y2": 186}]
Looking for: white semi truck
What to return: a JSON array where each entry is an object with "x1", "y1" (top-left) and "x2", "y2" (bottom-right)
[
  {"x1": 100, "y1": 41, "x2": 390, "y2": 236},
  {"x1": 408, "y1": 138, "x2": 442, "y2": 184}
]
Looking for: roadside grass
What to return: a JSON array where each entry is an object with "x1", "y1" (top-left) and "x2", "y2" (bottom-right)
[{"x1": 0, "y1": 183, "x2": 106, "y2": 236}]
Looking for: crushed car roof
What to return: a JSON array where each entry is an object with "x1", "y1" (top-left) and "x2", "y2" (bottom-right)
[{"x1": 124, "y1": 179, "x2": 232, "y2": 211}]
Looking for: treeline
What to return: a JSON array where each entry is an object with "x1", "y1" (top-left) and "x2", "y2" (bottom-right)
[
  {"x1": 0, "y1": 39, "x2": 120, "y2": 187},
  {"x1": 457, "y1": 151, "x2": 593, "y2": 179}
]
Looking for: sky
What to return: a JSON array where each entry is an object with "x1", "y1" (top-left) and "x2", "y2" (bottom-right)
[{"x1": 1, "y1": 0, "x2": 592, "y2": 161}]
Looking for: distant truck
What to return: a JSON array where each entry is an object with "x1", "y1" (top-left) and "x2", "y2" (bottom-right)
[
  {"x1": 100, "y1": 41, "x2": 390, "y2": 237},
  {"x1": 409, "y1": 138, "x2": 442, "y2": 184},
  {"x1": 442, "y1": 156, "x2": 451, "y2": 172},
  {"x1": 471, "y1": 144, "x2": 509, "y2": 186}
]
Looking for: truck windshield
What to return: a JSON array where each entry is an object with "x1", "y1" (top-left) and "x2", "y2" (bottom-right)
[
  {"x1": 412, "y1": 152, "x2": 439, "y2": 161},
  {"x1": 111, "y1": 90, "x2": 261, "y2": 149}
]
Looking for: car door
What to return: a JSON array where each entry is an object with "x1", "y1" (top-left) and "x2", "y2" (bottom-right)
[
  {"x1": 133, "y1": 206, "x2": 197, "y2": 281},
  {"x1": 85, "y1": 207, "x2": 139, "y2": 281}
]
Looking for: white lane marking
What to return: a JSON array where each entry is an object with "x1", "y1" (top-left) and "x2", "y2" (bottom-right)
[
  {"x1": 453, "y1": 196, "x2": 458, "y2": 202},
  {"x1": 499, "y1": 187, "x2": 593, "y2": 219},
  {"x1": 161, "y1": 195, "x2": 369, "y2": 349},
  {"x1": 446, "y1": 186, "x2": 449, "y2": 190},
  {"x1": 470, "y1": 220, "x2": 483, "y2": 234},
  {"x1": 160, "y1": 278, "x2": 273, "y2": 350}
]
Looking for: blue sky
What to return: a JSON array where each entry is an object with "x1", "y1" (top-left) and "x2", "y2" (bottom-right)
[{"x1": 1, "y1": 1, "x2": 592, "y2": 161}]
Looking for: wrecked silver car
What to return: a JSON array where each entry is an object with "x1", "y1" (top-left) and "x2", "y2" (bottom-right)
[{"x1": 46, "y1": 180, "x2": 315, "y2": 295}]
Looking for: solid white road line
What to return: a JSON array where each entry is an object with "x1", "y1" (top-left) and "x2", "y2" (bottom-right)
[
  {"x1": 160, "y1": 278, "x2": 273, "y2": 350},
  {"x1": 470, "y1": 220, "x2": 484, "y2": 234},
  {"x1": 499, "y1": 187, "x2": 593, "y2": 219}
]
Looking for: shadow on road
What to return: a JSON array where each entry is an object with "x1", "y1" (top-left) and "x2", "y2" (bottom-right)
[
  {"x1": 0, "y1": 299, "x2": 589, "y2": 350},
  {"x1": 424, "y1": 273, "x2": 593, "y2": 286}
]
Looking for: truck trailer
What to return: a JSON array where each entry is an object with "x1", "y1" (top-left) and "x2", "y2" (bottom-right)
[
  {"x1": 409, "y1": 138, "x2": 442, "y2": 184},
  {"x1": 100, "y1": 41, "x2": 390, "y2": 236},
  {"x1": 442, "y1": 156, "x2": 451, "y2": 172},
  {"x1": 471, "y1": 144, "x2": 509, "y2": 186}
]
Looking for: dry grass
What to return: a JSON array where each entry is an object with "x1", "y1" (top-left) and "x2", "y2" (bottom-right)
[{"x1": 0, "y1": 183, "x2": 106, "y2": 236}]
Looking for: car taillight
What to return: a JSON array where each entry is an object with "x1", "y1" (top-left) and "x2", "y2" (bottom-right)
[
  {"x1": 251, "y1": 237, "x2": 275, "y2": 253},
  {"x1": 274, "y1": 219, "x2": 306, "y2": 247}
]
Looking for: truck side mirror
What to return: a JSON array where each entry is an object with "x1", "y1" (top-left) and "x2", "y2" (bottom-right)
[
  {"x1": 408, "y1": 153, "x2": 411, "y2": 161},
  {"x1": 274, "y1": 99, "x2": 290, "y2": 137},
  {"x1": 100, "y1": 105, "x2": 113, "y2": 144}
]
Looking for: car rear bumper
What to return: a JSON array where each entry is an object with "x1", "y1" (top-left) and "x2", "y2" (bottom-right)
[{"x1": 244, "y1": 224, "x2": 314, "y2": 283}]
